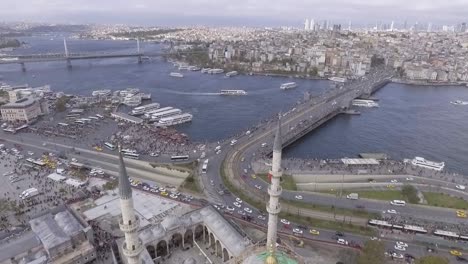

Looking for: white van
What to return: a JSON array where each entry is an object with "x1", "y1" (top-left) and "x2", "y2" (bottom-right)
[
  {"x1": 390, "y1": 200, "x2": 406, "y2": 206},
  {"x1": 230, "y1": 139, "x2": 237, "y2": 146}
]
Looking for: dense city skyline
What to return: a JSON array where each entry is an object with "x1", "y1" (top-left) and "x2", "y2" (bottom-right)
[{"x1": 1, "y1": 0, "x2": 467, "y2": 26}]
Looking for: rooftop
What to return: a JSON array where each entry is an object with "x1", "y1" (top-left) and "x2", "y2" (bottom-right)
[{"x1": 1, "y1": 97, "x2": 37, "y2": 109}]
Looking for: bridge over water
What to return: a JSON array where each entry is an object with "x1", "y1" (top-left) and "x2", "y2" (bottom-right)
[{"x1": 0, "y1": 38, "x2": 198, "y2": 71}]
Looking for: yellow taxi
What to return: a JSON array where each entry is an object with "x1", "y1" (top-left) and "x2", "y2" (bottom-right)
[
  {"x1": 309, "y1": 229, "x2": 320, "y2": 235},
  {"x1": 450, "y1": 250, "x2": 462, "y2": 256},
  {"x1": 457, "y1": 210, "x2": 467, "y2": 218},
  {"x1": 93, "y1": 146, "x2": 103, "y2": 152},
  {"x1": 161, "y1": 191, "x2": 168, "y2": 196},
  {"x1": 386, "y1": 184, "x2": 395, "y2": 189},
  {"x1": 251, "y1": 174, "x2": 257, "y2": 179}
]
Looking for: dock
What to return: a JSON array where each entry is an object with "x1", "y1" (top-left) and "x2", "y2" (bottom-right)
[{"x1": 359, "y1": 153, "x2": 389, "y2": 160}]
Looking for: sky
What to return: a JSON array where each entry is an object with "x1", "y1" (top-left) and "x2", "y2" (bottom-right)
[{"x1": 1, "y1": 0, "x2": 467, "y2": 27}]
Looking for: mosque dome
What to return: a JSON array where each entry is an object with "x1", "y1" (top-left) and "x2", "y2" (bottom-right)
[
  {"x1": 265, "y1": 255, "x2": 278, "y2": 264},
  {"x1": 182, "y1": 257, "x2": 197, "y2": 264}
]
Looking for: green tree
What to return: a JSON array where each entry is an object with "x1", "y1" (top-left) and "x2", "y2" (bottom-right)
[
  {"x1": 357, "y1": 240, "x2": 385, "y2": 264},
  {"x1": 401, "y1": 185, "x2": 419, "y2": 203},
  {"x1": 416, "y1": 256, "x2": 449, "y2": 264},
  {"x1": 103, "y1": 181, "x2": 117, "y2": 190},
  {"x1": 55, "y1": 96, "x2": 70, "y2": 112}
]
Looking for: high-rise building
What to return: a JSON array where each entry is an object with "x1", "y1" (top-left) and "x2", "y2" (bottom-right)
[
  {"x1": 427, "y1": 23, "x2": 432, "y2": 32},
  {"x1": 117, "y1": 149, "x2": 143, "y2": 264},
  {"x1": 348, "y1": 21, "x2": 352, "y2": 31},
  {"x1": 461, "y1": 23, "x2": 467, "y2": 33},
  {"x1": 310, "y1": 19, "x2": 315, "y2": 31},
  {"x1": 390, "y1": 21, "x2": 394, "y2": 31},
  {"x1": 304, "y1": 18, "x2": 310, "y2": 30}
]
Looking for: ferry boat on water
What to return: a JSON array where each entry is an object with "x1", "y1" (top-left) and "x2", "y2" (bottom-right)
[
  {"x1": 170, "y1": 72, "x2": 184, "y2": 78},
  {"x1": 119, "y1": 88, "x2": 140, "y2": 97},
  {"x1": 188, "y1": 66, "x2": 201, "y2": 71},
  {"x1": 150, "y1": 109, "x2": 182, "y2": 121},
  {"x1": 201, "y1": 68, "x2": 211, "y2": 73},
  {"x1": 178, "y1": 65, "x2": 189, "y2": 70},
  {"x1": 226, "y1": 71, "x2": 238, "y2": 77},
  {"x1": 220, "y1": 90, "x2": 247, "y2": 96},
  {"x1": 122, "y1": 95, "x2": 142, "y2": 107},
  {"x1": 208, "y1": 69, "x2": 224, "y2": 74},
  {"x1": 352, "y1": 99, "x2": 379, "y2": 107},
  {"x1": 450, "y1": 100, "x2": 468, "y2": 105},
  {"x1": 137, "y1": 93, "x2": 151, "y2": 100},
  {"x1": 157, "y1": 113, "x2": 193, "y2": 126},
  {"x1": 130, "y1": 102, "x2": 160, "y2": 116},
  {"x1": 92, "y1": 89, "x2": 112, "y2": 97},
  {"x1": 328, "y1": 76, "x2": 347, "y2": 83},
  {"x1": 408, "y1": 156, "x2": 445, "y2": 171},
  {"x1": 143, "y1": 107, "x2": 174, "y2": 119},
  {"x1": 280, "y1": 82, "x2": 298, "y2": 90}
]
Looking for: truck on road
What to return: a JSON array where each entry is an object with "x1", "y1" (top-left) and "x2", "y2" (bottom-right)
[{"x1": 346, "y1": 193, "x2": 359, "y2": 200}]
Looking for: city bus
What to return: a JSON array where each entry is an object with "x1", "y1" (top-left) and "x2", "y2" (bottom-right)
[
  {"x1": 390, "y1": 200, "x2": 406, "y2": 206},
  {"x1": 202, "y1": 159, "x2": 209, "y2": 173},
  {"x1": 26, "y1": 158, "x2": 46, "y2": 167},
  {"x1": 74, "y1": 120, "x2": 85, "y2": 125},
  {"x1": 123, "y1": 152, "x2": 140, "y2": 159},
  {"x1": 104, "y1": 142, "x2": 116, "y2": 150},
  {"x1": 96, "y1": 114, "x2": 104, "y2": 119},
  {"x1": 57, "y1": 122, "x2": 69, "y2": 127},
  {"x1": 171, "y1": 155, "x2": 189, "y2": 162}
]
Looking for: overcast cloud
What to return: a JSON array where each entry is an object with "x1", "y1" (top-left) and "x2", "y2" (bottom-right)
[{"x1": 0, "y1": 0, "x2": 466, "y2": 26}]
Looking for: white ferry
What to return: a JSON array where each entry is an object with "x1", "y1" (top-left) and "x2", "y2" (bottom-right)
[
  {"x1": 130, "y1": 102, "x2": 160, "y2": 116},
  {"x1": 143, "y1": 107, "x2": 174, "y2": 119},
  {"x1": 409, "y1": 157, "x2": 445, "y2": 171},
  {"x1": 220, "y1": 90, "x2": 247, "y2": 96},
  {"x1": 170, "y1": 72, "x2": 184, "y2": 78},
  {"x1": 450, "y1": 100, "x2": 468, "y2": 106},
  {"x1": 280, "y1": 82, "x2": 298, "y2": 90},
  {"x1": 188, "y1": 66, "x2": 201, "y2": 71},
  {"x1": 92, "y1": 89, "x2": 111, "y2": 97},
  {"x1": 352, "y1": 99, "x2": 379, "y2": 107},
  {"x1": 208, "y1": 69, "x2": 224, "y2": 74},
  {"x1": 158, "y1": 113, "x2": 193, "y2": 126},
  {"x1": 122, "y1": 95, "x2": 142, "y2": 107},
  {"x1": 328, "y1": 77, "x2": 347, "y2": 83},
  {"x1": 119, "y1": 88, "x2": 140, "y2": 97},
  {"x1": 151, "y1": 108, "x2": 182, "y2": 121},
  {"x1": 178, "y1": 65, "x2": 189, "y2": 70},
  {"x1": 201, "y1": 68, "x2": 211, "y2": 73},
  {"x1": 137, "y1": 93, "x2": 151, "y2": 100},
  {"x1": 226, "y1": 71, "x2": 238, "y2": 77}
]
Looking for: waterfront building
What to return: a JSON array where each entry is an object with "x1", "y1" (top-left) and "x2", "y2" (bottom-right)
[{"x1": 0, "y1": 97, "x2": 47, "y2": 123}]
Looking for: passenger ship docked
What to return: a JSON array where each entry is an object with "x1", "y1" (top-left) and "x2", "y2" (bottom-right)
[
  {"x1": 220, "y1": 90, "x2": 247, "y2": 96},
  {"x1": 122, "y1": 95, "x2": 142, "y2": 107},
  {"x1": 280, "y1": 82, "x2": 298, "y2": 90},
  {"x1": 130, "y1": 102, "x2": 160, "y2": 116},
  {"x1": 208, "y1": 69, "x2": 224, "y2": 74},
  {"x1": 92, "y1": 89, "x2": 111, "y2": 97},
  {"x1": 408, "y1": 156, "x2": 445, "y2": 171},
  {"x1": 157, "y1": 113, "x2": 193, "y2": 126},
  {"x1": 328, "y1": 77, "x2": 347, "y2": 83},
  {"x1": 225, "y1": 71, "x2": 238, "y2": 77},
  {"x1": 170, "y1": 72, "x2": 184, "y2": 78},
  {"x1": 201, "y1": 68, "x2": 211, "y2": 73},
  {"x1": 352, "y1": 99, "x2": 379, "y2": 107}
]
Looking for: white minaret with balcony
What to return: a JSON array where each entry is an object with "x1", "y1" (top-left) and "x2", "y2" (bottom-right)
[
  {"x1": 266, "y1": 118, "x2": 283, "y2": 250},
  {"x1": 118, "y1": 149, "x2": 143, "y2": 264}
]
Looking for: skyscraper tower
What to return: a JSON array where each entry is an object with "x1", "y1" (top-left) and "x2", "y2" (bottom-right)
[
  {"x1": 304, "y1": 19, "x2": 310, "y2": 30},
  {"x1": 310, "y1": 19, "x2": 315, "y2": 31},
  {"x1": 390, "y1": 21, "x2": 394, "y2": 31},
  {"x1": 427, "y1": 23, "x2": 433, "y2": 32},
  {"x1": 266, "y1": 118, "x2": 283, "y2": 252},
  {"x1": 118, "y1": 149, "x2": 143, "y2": 264}
]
